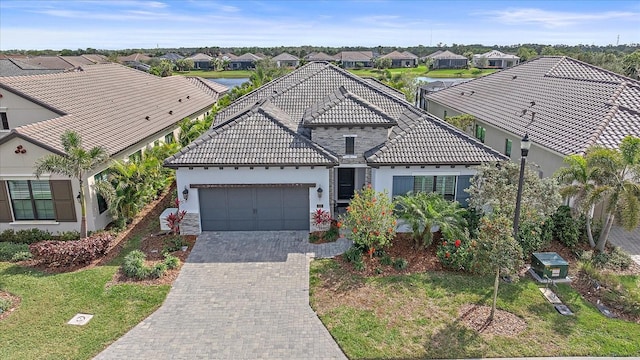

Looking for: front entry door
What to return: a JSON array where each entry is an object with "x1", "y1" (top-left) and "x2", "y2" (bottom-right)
[{"x1": 337, "y1": 168, "x2": 355, "y2": 200}]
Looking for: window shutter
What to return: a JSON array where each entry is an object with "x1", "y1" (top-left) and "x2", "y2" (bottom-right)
[
  {"x1": 455, "y1": 175, "x2": 472, "y2": 207},
  {"x1": 50, "y1": 180, "x2": 77, "y2": 222},
  {"x1": 0, "y1": 181, "x2": 12, "y2": 222},
  {"x1": 392, "y1": 176, "x2": 413, "y2": 197}
]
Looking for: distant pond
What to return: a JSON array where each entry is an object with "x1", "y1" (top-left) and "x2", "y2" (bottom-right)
[
  {"x1": 208, "y1": 78, "x2": 249, "y2": 89},
  {"x1": 416, "y1": 76, "x2": 470, "y2": 84}
]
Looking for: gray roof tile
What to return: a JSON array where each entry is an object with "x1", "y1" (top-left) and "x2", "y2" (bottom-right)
[
  {"x1": 0, "y1": 64, "x2": 223, "y2": 155},
  {"x1": 426, "y1": 56, "x2": 640, "y2": 155},
  {"x1": 272, "y1": 53, "x2": 299, "y2": 61},
  {"x1": 382, "y1": 50, "x2": 419, "y2": 60}
]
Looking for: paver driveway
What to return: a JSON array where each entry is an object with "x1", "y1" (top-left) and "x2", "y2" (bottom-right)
[{"x1": 95, "y1": 231, "x2": 351, "y2": 360}]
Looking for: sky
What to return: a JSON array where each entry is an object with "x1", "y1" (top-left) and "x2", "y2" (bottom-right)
[{"x1": 0, "y1": 0, "x2": 638, "y2": 50}]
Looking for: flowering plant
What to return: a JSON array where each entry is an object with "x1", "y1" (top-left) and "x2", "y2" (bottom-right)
[
  {"x1": 312, "y1": 209, "x2": 332, "y2": 226},
  {"x1": 340, "y1": 184, "x2": 397, "y2": 258},
  {"x1": 436, "y1": 235, "x2": 474, "y2": 271}
]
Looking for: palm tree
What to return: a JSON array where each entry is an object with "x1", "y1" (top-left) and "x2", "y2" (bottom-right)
[
  {"x1": 586, "y1": 136, "x2": 640, "y2": 251},
  {"x1": 34, "y1": 130, "x2": 108, "y2": 238},
  {"x1": 395, "y1": 192, "x2": 467, "y2": 248},
  {"x1": 554, "y1": 154, "x2": 597, "y2": 247}
]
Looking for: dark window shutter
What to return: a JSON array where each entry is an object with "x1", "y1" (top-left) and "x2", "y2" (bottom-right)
[
  {"x1": 455, "y1": 175, "x2": 472, "y2": 207},
  {"x1": 50, "y1": 180, "x2": 77, "y2": 222},
  {"x1": 392, "y1": 176, "x2": 413, "y2": 197},
  {"x1": 0, "y1": 181, "x2": 12, "y2": 222}
]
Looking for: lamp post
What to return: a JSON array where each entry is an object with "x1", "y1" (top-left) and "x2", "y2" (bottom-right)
[{"x1": 513, "y1": 133, "x2": 531, "y2": 238}]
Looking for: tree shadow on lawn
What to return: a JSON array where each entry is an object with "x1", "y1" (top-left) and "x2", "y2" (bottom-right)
[
  {"x1": 526, "y1": 301, "x2": 577, "y2": 336},
  {"x1": 0, "y1": 264, "x2": 49, "y2": 278}
]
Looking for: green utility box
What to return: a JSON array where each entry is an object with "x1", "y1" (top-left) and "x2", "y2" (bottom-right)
[{"x1": 531, "y1": 252, "x2": 569, "y2": 279}]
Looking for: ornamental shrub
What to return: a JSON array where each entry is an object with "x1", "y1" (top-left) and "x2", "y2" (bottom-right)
[
  {"x1": 340, "y1": 185, "x2": 397, "y2": 257},
  {"x1": 163, "y1": 254, "x2": 180, "y2": 270},
  {"x1": 29, "y1": 233, "x2": 112, "y2": 267},
  {"x1": 552, "y1": 205, "x2": 580, "y2": 248},
  {"x1": 0, "y1": 297, "x2": 11, "y2": 313},
  {"x1": 393, "y1": 257, "x2": 409, "y2": 270},
  {"x1": 1, "y1": 228, "x2": 53, "y2": 244},
  {"x1": 122, "y1": 250, "x2": 150, "y2": 279},
  {"x1": 0, "y1": 242, "x2": 31, "y2": 261},
  {"x1": 517, "y1": 218, "x2": 553, "y2": 259},
  {"x1": 436, "y1": 237, "x2": 474, "y2": 271}
]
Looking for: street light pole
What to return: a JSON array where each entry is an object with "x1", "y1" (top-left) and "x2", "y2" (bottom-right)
[{"x1": 513, "y1": 133, "x2": 531, "y2": 238}]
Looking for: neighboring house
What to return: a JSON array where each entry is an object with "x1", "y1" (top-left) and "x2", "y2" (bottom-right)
[
  {"x1": 425, "y1": 50, "x2": 468, "y2": 69},
  {"x1": 0, "y1": 64, "x2": 226, "y2": 234},
  {"x1": 380, "y1": 51, "x2": 419, "y2": 68},
  {"x1": 272, "y1": 53, "x2": 300, "y2": 68},
  {"x1": 228, "y1": 53, "x2": 262, "y2": 70},
  {"x1": 186, "y1": 53, "x2": 213, "y2": 70},
  {"x1": 18, "y1": 56, "x2": 78, "y2": 70},
  {"x1": 164, "y1": 62, "x2": 506, "y2": 234},
  {"x1": 0, "y1": 59, "x2": 63, "y2": 77},
  {"x1": 417, "y1": 80, "x2": 471, "y2": 109},
  {"x1": 128, "y1": 61, "x2": 151, "y2": 72},
  {"x1": 473, "y1": 50, "x2": 520, "y2": 69},
  {"x1": 159, "y1": 53, "x2": 184, "y2": 62},
  {"x1": 118, "y1": 53, "x2": 152, "y2": 65},
  {"x1": 305, "y1": 52, "x2": 337, "y2": 62},
  {"x1": 334, "y1": 51, "x2": 373, "y2": 68},
  {"x1": 424, "y1": 56, "x2": 640, "y2": 178}
]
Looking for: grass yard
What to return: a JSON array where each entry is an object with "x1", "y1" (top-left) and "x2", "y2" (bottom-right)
[
  {"x1": 310, "y1": 260, "x2": 640, "y2": 359},
  {"x1": 348, "y1": 65, "x2": 496, "y2": 78}
]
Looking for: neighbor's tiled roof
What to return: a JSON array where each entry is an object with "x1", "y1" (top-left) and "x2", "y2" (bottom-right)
[
  {"x1": 60, "y1": 56, "x2": 97, "y2": 67},
  {"x1": 306, "y1": 52, "x2": 336, "y2": 61},
  {"x1": 426, "y1": 56, "x2": 640, "y2": 155},
  {"x1": 273, "y1": 53, "x2": 299, "y2": 61},
  {"x1": 118, "y1": 53, "x2": 152, "y2": 62},
  {"x1": 165, "y1": 99, "x2": 338, "y2": 167},
  {"x1": 381, "y1": 50, "x2": 417, "y2": 60},
  {"x1": 235, "y1": 53, "x2": 262, "y2": 62},
  {"x1": 367, "y1": 107, "x2": 507, "y2": 165},
  {"x1": 303, "y1": 86, "x2": 397, "y2": 127},
  {"x1": 425, "y1": 50, "x2": 443, "y2": 58},
  {"x1": 167, "y1": 61, "x2": 507, "y2": 167},
  {"x1": 81, "y1": 54, "x2": 110, "y2": 64},
  {"x1": 429, "y1": 50, "x2": 466, "y2": 60},
  {"x1": 160, "y1": 53, "x2": 184, "y2": 61},
  {"x1": 0, "y1": 64, "x2": 225, "y2": 156},
  {"x1": 0, "y1": 59, "x2": 63, "y2": 76},
  {"x1": 475, "y1": 50, "x2": 519, "y2": 60},
  {"x1": 335, "y1": 51, "x2": 373, "y2": 62},
  {"x1": 19, "y1": 56, "x2": 76, "y2": 70},
  {"x1": 186, "y1": 53, "x2": 213, "y2": 61},
  {"x1": 185, "y1": 77, "x2": 229, "y2": 96}
]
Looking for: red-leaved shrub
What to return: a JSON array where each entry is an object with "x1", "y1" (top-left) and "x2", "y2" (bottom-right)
[{"x1": 29, "y1": 233, "x2": 113, "y2": 267}]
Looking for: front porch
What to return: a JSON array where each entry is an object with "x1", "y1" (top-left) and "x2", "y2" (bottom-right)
[{"x1": 331, "y1": 166, "x2": 368, "y2": 216}]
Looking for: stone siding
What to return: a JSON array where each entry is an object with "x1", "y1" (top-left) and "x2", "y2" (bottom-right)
[
  {"x1": 180, "y1": 212, "x2": 201, "y2": 235},
  {"x1": 311, "y1": 127, "x2": 388, "y2": 165}
]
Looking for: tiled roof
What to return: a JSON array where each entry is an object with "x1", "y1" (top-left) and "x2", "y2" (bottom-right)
[
  {"x1": 336, "y1": 51, "x2": 373, "y2": 62},
  {"x1": 306, "y1": 52, "x2": 336, "y2": 61},
  {"x1": 167, "y1": 61, "x2": 506, "y2": 167},
  {"x1": 19, "y1": 56, "x2": 75, "y2": 70},
  {"x1": 273, "y1": 53, "x2": 299, "y2": 61},
  {"x1": 381, "y1": 50, "x2": 417, "y2": 60},
  {"x1": 160, "y1": 53, "x2": 184, "y2": 61},
  {"x1": 81, "y1": 54, "x2": 110, "y2": 64},
  {"x1": 60, "y1": 56, "x2": 97, "y2": 67},
  {"x1": 165, "y1": 99, "x2": 338, "y2": 167},
  {"x1": 118, "y1": 53, "x2": 152, "y2": 62},
  {"x1": 367, "y1": 107, "x2": 507, "y2": 165},
  {"x1": 235, "y1": 53, "x2": 262, "y2": 62},
  {"x1": 0, "y1": 59, "x2": 63, "y2": 76},
  {"x1": 429, "y1": 50, "x2": 466, "y2": 60},
  {"x1": 0, "y1": 64, "x2": 224, "y2": 156},
  {"x1": 303, "y1": 86, "x2": 397, "y2": 127},
  {"x1": 426, "y1": 56, "x2": 640, "y2": 155},
  {"x1": 475, "y1": 50, "x2": 519, "y2": 60},
  {"x1": 185, "y1": 77, "x2": 229, "y2": 96},
  {"x1": 361, "y1": 77, "x2": 406, "y2": 100},
  {"x1": 187, "y1": 53, "x2": 213, "y2": 61},
  {"x1": 425, "y1": 50, "x2": 444, "y2": 58}
]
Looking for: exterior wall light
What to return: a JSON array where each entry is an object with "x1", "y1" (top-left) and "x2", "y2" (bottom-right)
[
  {"x1": 317, "y1": 186, "x2": 323, "y2": 198},
  {"x1": 182, "y1": 186, "x2": 189, "y2": 201}
]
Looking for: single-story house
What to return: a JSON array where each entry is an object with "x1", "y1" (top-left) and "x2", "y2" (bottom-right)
[
  {"x1": 334, "y1": 51, "x2": 373, "y2": 68},
  {"x1": 118, "y1": 53, "x2": 152, "y2": 65},
  {"x1": 305, "y1": 52, "x2": 337, "y2": 62},
  {"x1": 0, "y1": 58, "x2": 63, "y2": 76},
  {"x1": 473, "y1": 50, "x2": 520, "y2": 69},
  {"x1": 380, "y1": 51, "x2": 419, "y2": 68},
  {"x1": 229, "y1": 53, "x2": 262, "y2": 70},
  {"x1": 272, "y1": 53, "x2": 300, "y2": 68},
  {"x1": 0, "y1": 64, "x2": 226, "y2": 235},
  {"x1": 423, "y1": 56, "x2": 640, "y2": 178},
  {"x1": 426, "y1": 50, "x2": 468, "y2": 69},
  {"x1": 159, "y1": 53, "x2": 185, "y2": 62},
  {"x1": 164, "y1": 62, "x2": 506, "y2": 234},
  {"x1": 186, "y1": 53, "x2": 213, "y2": 70}
]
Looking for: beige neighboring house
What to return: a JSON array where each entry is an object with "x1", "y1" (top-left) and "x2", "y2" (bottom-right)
[
  {"x1": 186, "y1": 53, "x2": 214, "y2": 70},
  {"x1": 272, "y1": 53, "x2": 300, "y2": 68},
  {"x1": 0, "y1": 64, "x2": 226, "y2": 235},
  {"x1": 424, "y1": 56, "x2": 640, "y2": 179},
  {"x1": 473, "y1": 50, "x2": 520, "y2": 69},
  {"x1": 334, "y1": 51, "x2": 373, "y2": 68},
  {"x1": 380, "y1": 51, "x2": 418, "y2": 68},
  {"x1": 305, "y1": 52, "x2": 337, "y2": 62},
  {"x1": 118, "y1": 53, "x2": 152, "y2": 64}
]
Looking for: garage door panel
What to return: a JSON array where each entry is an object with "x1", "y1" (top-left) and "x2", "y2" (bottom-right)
[{"x1": 200, "y1": 186, "x2": 309, "y2": 231}]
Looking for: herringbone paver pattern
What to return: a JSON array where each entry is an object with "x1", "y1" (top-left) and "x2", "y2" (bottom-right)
[{"x1": 95, "y1": 231, "x2": 351, "y2": 360}]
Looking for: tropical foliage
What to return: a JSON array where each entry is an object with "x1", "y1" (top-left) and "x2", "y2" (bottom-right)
[
  {"x1": 34, "y1": 130, "x2": 108, "y2": 238},
  {"x1": 444, "y1": 114, "x2": 475, "y2": 132},
  {"x1": 394, "y1": 192, "x2": 467, "y2": 249},
  {"x1": 340, "y1": 185, "x2": 397, "y2": 257}
]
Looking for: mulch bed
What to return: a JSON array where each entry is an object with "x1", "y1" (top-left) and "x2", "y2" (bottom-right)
[{"x1": 458, "y1": 304, "x2": 527, "y2": 337}]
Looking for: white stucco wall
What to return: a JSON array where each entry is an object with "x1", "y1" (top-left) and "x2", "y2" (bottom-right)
[
  {"x1": 371, "y1": 165, "x2": 478, "y2": 200},
  {"x1": 0, "y1": 88, "x2": 60, "y2": 130},
  {"x1": 175, "y1": 166, "x2": 332, "y2": 231}
]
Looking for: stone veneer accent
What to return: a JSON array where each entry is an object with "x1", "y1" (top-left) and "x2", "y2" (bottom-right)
[
  {"x1": 311, "y1": 127, "x2": 388, "y2": 165},
  {"x1": 180, "y1": 212, "x2": 201, "y2": 235}
]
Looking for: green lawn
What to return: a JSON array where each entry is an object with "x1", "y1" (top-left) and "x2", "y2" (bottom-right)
[
  {"x1": 348, "y1": 65, "x2": 496, "y2": 78},
  {"x1": 310, "y1": 260, "x2": 640, "y2": 359},
  {"x1": 0, "y1": 235, "x2": 169, "y2": 360}
]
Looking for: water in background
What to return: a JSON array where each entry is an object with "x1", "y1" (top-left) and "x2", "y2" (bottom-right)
[{"x1": 208, "y1": 78, "x2": 249, "y2": 89}]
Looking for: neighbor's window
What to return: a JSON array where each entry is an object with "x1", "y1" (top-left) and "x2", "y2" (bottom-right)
[
  {"x1": 8, "y1": 180, "x2": 55, "y2": 220},
  {"x1": 475, "y1": 124, "x2": 486, "y2": 143},
  {"x1": 413, "y1": 175, "x2": 456, "y2": 200},
  {"x1": 165, "y1": 133, "x2": 174, "y2": 143},
  {"x1": 505, "y1": 138, "x2": 513, "y2": 157},
  {"x1": 345, "y1": 136, "x2": 355, "y2": 155}
]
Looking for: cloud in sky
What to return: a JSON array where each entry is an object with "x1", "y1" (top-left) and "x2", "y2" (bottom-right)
[{"x1": 1, "y1": 0, "x2": 637, "y2": 50}]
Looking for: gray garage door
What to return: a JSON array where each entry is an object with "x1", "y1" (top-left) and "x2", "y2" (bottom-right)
[{"x1": 199, "y1": 187, "x2": 310, "y2": 231}]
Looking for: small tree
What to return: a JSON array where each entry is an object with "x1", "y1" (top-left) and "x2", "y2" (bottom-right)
[
  {"x1": 34, "y1": 131, "x2": 108, "y2": 238},
  {"x1": 374, "y1": 57, "x2": 392, "y2": 69},
  {"x1": 444, "y1": 114, "x2": 475, "y2": 133},
  {"x1": 476, "y1": 56, "x2": 488, "y2": 68},
  {"x1": 473, "y1": 216, "x2": 523, "y2": 322},
  {"x1": 150, "y1": 60, "x2": 173, "y2": 77},
  {"x1": 340, "y1": 185, "x2": 397, "y2": 258}
]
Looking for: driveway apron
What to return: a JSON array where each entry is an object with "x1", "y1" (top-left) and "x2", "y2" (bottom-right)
[
  {"x1": 609, "y1": 225, "x2": 640, "y2": 266},
  {"x1": 95, "y1": 231, "x2": 350, "y2": 360}
]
